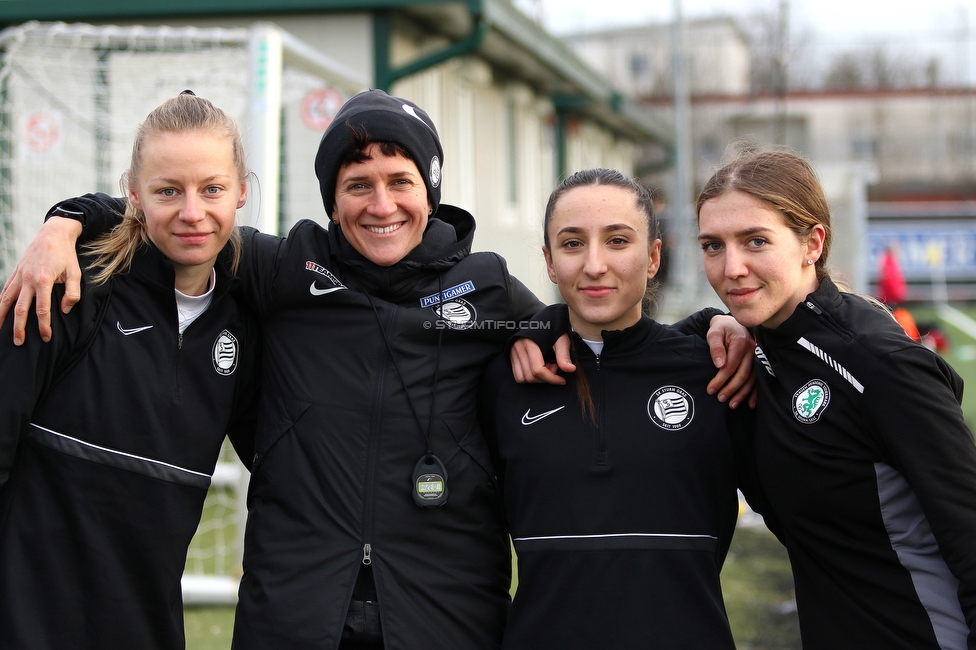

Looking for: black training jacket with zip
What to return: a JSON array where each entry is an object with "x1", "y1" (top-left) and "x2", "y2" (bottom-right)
[
  {"x1": 49, "y1": 193, "x2": 541, "y2": 649},
  {"x1": 480, "y1": 316, "x2": 755, "y2": 649},
  {"x1": 227, "y1": 205, "x2": 543, "y2": 649},
  {"x1": 752, "y1": 276, "x2": 976, "y2": 650},
  {"x1": 0, "y1": 243, "x2": 259, "y2": 650}
]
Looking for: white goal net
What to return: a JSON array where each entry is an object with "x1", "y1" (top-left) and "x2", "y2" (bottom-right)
[{"x1": 0, "y1": 20, "x2": 366, "y2": 604}]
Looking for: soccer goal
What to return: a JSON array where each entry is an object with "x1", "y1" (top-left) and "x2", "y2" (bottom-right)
[{"x1": 0, "y1": 20, "x2": 366, "y2": 604}]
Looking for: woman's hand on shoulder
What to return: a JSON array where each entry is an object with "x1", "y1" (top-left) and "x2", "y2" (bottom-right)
[
  {"x1": 0, "y1": 217, "x2": 83, "y2": 346},
  {"x1": 510, "y1": 334, "x2": 575, "y2": 384},
  {"x1": 705, "y1": 314, "x2": 757, "y2": 409}
]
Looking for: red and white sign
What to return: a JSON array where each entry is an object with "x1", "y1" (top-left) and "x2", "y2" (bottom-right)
[
  {"x1": 300, "y1": 87, "x2": 344, "y2": 132},
  {"x1": 23, "y1": 111, "x2": 61, "y2": 154}
]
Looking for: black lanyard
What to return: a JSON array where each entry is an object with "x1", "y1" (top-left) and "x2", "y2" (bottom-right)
[{"x1": 364, "y1": 285, "x2": 449, "y2": 508}]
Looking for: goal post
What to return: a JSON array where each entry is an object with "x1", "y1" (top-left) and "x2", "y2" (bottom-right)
[{"x1": 0, "y1": 20, "x2": 366, "y2": 605}]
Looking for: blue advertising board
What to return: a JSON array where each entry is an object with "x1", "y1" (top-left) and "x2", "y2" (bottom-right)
[{"x1": 868, "y1": 222, "x2": 976, "y2": 282}]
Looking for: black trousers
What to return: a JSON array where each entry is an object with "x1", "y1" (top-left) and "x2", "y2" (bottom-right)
[{"x1": 340, "y1": 564, "x2": 383, "y2": 650}]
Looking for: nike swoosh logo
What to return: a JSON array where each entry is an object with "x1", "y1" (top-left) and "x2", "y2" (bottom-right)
[
  {"x1": 117, "y1": 322, "x2": 154, "y2": 336},
  {"x1": 310, "y1": 282, "x2": 344, "y2": 296},
  {"x1": 521, "y1": 406, "x2": 565, "y2": 426}
]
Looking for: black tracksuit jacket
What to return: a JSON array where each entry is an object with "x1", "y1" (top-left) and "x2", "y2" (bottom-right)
[
  {"x1": 230, "y1": 207, "x2": 544, "y2": 649},
  {"x1": 752, "y1": 276, "x2": 976, "y2": 649},
  {"x1": 54, "y1": 193, "x2": 546, "y2": 649},
  {"x1": 0, "y1": 243, "x2": 259, "y2": 649},
  {"x1": 480, "y1": 316, "x2": 756, "y2": 649}
]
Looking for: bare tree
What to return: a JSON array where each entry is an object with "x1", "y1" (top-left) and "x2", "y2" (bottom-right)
[
  {"x1": 824, "y1": 51, "x2": 865, "y2": 89},
  {"x1": 824, "y1": 45, "x2": 929, "y2": 90},
  {"x1": 739, "y1": 9, "x2": 816, "y2": 93}
]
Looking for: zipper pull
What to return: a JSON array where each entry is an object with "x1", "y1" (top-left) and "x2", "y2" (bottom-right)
[
  {"x1": 362, "y1": 543, "x2": 372, "y2": 565},
  {"x1": 178, "y1": 332, "x2": 183, "y2": 349}
]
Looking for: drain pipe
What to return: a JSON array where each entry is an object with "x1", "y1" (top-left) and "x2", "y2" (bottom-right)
[
  {"x1": 551, "y1": 93, "x2": 588, "y2": 181},
  {"x1": 374, "y1": 0, "x2": 488, "y2": 92}
]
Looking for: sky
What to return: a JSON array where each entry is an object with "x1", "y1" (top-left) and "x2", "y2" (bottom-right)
[
  {"x1": 516, "y1": 0, "x2": 975, "y2": 84},
  {"x1": 525, "y1": 0, "x2": 972, "y2": 39}
]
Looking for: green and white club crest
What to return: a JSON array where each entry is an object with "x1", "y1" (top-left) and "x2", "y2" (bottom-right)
[{"x1": 793, "y1": 379, "x2": 830, "y2": 423}]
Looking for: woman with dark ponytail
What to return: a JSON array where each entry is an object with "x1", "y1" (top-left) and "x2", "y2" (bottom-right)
[{"x1": 480, "y1": 168, "x2": 756, "y2": 648}]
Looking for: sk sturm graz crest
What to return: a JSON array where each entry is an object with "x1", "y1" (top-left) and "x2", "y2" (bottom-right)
[
  {"x1": 212, "y1": 330, "x2": 239, "y2": 376},
  {"x1": 646, "y1": 386, "x2": 695, "y2": 430},
  {"x1": 434, "y1": 299, "x2": 477, "y2": 330}
]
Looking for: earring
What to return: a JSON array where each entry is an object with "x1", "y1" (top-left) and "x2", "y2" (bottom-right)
[{"x1": 806, "y1": 259, "x2": 814, "y2": 265}]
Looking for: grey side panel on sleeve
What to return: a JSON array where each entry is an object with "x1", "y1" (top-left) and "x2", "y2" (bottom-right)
[{"x1": 875, "y1": 461, "x2": 969, "y2": 650}]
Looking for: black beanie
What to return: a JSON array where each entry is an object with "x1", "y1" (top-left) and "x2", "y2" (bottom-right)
[{"x1": 315, "y1": 89, "x2": 444, "y2": 218}]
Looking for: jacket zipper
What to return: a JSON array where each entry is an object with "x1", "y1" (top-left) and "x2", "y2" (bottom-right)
[
  {"x1": 594, "y1": 353, "x2": 608, "y2": 466},
  {"x1": 359, "y1": 308, "x2": 397, "y2": 577},
  {"x1": 175, "y1": 272, "x2": 230, "y2": 402},
  {"x1": 174, "y1": 288, "x2": 216, "y2": 399},
  {"x1": 174, "y1": 331, "x2": 184, "y2": 402}
]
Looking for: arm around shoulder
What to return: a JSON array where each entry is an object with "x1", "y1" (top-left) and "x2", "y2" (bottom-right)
[{"x1": 46, "y1": 192, "x2": 126, "y2": 243}]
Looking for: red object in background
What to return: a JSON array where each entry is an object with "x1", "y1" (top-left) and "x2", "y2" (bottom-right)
[
  {"x1": 892, "y1": 307, "x2": 921, "y2": 343},
  {"x1": 919, "y1": 324, "x2": 951, "y2": 354},
  {"x1": 877, "y1": 247, "x2": 908, "y2": 306}
]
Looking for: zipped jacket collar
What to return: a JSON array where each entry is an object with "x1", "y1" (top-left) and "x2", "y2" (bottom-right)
[
  {"x1": 569, "y1": 316, "x2": 670, "y2": 363},
  {"x1": 123, "y1": 241, "x2": 241, "y2": 303},
  {"x1": 759, "y1": 276, "x2": 847, "y2": 345}
]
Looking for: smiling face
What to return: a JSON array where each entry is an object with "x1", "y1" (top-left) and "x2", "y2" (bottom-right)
[
  {"x1": 544, "y1": 184, "x2": 661, "y2": 341},
  {"x1": 333, "y1": 143, "x2": 430, "y2": 267},
  {"x1": 698, "y1": 190, "x2": 824, "y2": 329},
  {"x1": 129, "y1": 129, "x2": 246, "y2": 295}
]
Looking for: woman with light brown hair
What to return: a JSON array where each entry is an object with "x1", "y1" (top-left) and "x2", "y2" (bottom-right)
[{"x1": 697, "y1": 148, "x2": 976, "y2": 650}]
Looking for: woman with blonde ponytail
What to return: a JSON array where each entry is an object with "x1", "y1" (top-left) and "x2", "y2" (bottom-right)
[
  {"x1": 87, "y1": 90, "x2": 245, "y2": 286},
  {"x1": 0, "y1": 91, "x2": 259, "y2": 649}
]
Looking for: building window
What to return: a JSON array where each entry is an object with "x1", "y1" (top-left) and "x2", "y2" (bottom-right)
[
  {"x1": 851, "y1": 136, "x2": 878, "y2": 160},
  {"x1": 699, "y1": 136, "x2": 720, "y2": 162},
  {"x1": 630, "y1": 53, "x2": 648, "y2": 78}
]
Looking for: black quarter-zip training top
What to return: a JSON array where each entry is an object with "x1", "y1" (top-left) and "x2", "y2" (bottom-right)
[
  {"x1": 0, "y1": 243, "x2": 259, "y2": 649},
  {"x1": 481, "y1": 316, "x2": 754, "y2": 649}
]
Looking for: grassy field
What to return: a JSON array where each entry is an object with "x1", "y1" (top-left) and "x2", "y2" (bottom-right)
[
  {"x1": 185, "y1": 607, "x2": 236, "y2": 650},
  {"x1": 908, "y1": 304, "x2": 976, "y2": 429},
  {"x1": 723, "y1": 526, "x2": 800, "y2": 649},
  {"x1": 185, "y1": 303, "x2": 976, "y2": 650}
]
